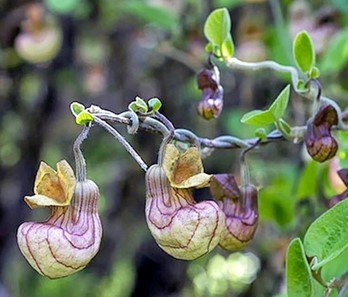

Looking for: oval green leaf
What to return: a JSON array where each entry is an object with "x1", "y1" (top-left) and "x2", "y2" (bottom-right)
[
  {"x1": 293, "y1": 31, "x2": 315, "y2": 73},
  {"x1": 128, "y1": 96, "x2": 148, "y2": 113},
  {"x1": 304, "y1": 199, "x2": 348, "y2": 270},
  {"x1": 70, "y1": 102, "x2": 85, "y2": 117},
  {"x1": 269, "y1": 85, "x2": 290, "y2": 120},
  {"x1": 221, "y1": 35, "x2": 234, "y2": 58},
  {"x1": 148, "y1": 98, "x2": 162, "y2": 112},
  {"x1": 75, "y1": 110, "x2": 94, "y2": 125},
  {"x1": 204, "y1": 8, "x2": 232, "y2": 53},
  {"x1": 286, "y1": 238, "x2": 313, "y2": 297},
  {"x1": 241, "y1": 109, "x2": 275, "y2": 126}
]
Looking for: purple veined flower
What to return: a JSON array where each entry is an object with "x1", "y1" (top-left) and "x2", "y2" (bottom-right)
[
  {"x1": 17, "y1": 160, "x2": 102, "y2": 279},
  {"x1": 210, "y1": 174, "x2": 258, "y2": 251},
  {"x1": 145, "y1": 144, "x2": 225, "y2": 260},
  {"x1": 329, "y1": 169, "x2": 348, "y2": 207},
  {"x1": 197, "y1": 68, "x2": 224, "y2": 120},
  {"x1": 305, "y1": 104, "x2": 338, "y2": 163}
]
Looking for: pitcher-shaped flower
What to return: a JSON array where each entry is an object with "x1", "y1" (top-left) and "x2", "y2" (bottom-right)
[
  {"x1": 210, "y1": 174, "x2": 258, "y2": 251},
  {"x1": 145, "y1": 144, "x2": 225, "y2": 260},
  {"x1": 305, "y1": 105, "x2": 338, "y2": 162},
  {"x1": 196, "y1": 67, "x2": 224, "y2": 120},
  {"x1": 17, "y1": 160, "x2": 102, "y2": 279}
]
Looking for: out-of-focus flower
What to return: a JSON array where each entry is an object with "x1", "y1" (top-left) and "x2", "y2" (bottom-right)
[
  {"x1": 145, "y1": 144, "x2": 225, "y2": 260},
  {"x1": 329, "y1": 169, "x2": 348, "y2": 207},
  {"x1": 17, "y1": 160, "x2": 102, "y2": 279},
  {"x1": 329, "y1": 157, "x2": 346, "y2": 194},
  {"x1": 197, "y1": 68, "x2": 223, "y2": 120},
  {"x1": 14, "y1": 4, "x2": 62, "y2": 64},
  {"x1": 305, "y1": 105, "x2": 338, "y2": 162},
  {"x1": 210, "y1": 174, "x2": 258, "y2": 251}
]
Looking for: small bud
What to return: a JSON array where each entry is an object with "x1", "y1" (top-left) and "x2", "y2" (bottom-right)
[
  {"x1": 17, "y1": 161, "x2": 102, "y2": 279},
  {"x1": 197, "y1": 68, "x2": 224, "y2": 120},
  {"x1": 305, "y1": 105, "x2": 338, "y2": 162},
  {"x1": 210, "y1": 174, "x2": 258, "y2": 251},
  {"x1": 145, "y1": 165, "x2": 225, "y2": 260}
]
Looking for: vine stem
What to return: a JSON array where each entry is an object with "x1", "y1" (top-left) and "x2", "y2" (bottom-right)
[
  {"x1": 226, "y1": 57, "x2": 303, "y2": 93},
  {"x1": 93, "y1": 116, "x2": 148, "y2": 172},
  {"x1": 73, "y1": 125, "x2": 91, "y2": 182}
]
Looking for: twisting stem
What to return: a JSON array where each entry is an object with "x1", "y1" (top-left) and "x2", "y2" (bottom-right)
[
  {"x1": 73, "y1": 125, "x2": 91, "y2": 182},
  {"x1": 93, "y1": 117, "x2": 148, "y2": 172}
]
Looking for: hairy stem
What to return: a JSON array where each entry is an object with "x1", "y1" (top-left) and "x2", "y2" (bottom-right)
[
  {"x1": 93, "y1": 117, "x2": 148, "y2": 172},
  {"x1": 73, "y1": 125, "x2": 91, "y2": 182}
]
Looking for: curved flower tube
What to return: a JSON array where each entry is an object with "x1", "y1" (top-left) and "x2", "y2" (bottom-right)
[
  {"x1": 17, "y1": 161, "x2": 102, "y2": 279},
  {"x1": 145, "y1": 144, "x2": 225, "y2": 260},
  {"x1": 210, "y1": 174, "x2": 258, "y2": 251}
]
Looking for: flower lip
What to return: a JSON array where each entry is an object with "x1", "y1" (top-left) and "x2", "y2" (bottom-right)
[
  {"x1": 162, "y1": 143, "x2": 212, "y2": 189},
  {"x1": 24, "y1": 160, "x2": 76, "y2": 209}
]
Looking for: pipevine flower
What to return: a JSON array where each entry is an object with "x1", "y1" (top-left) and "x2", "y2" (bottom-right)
[
  {"x1": 329, "y1": 169, "x2": 348, "y2": 207},
  {"x1": 17, "y1": 160, "x2": 102, "y2": 279},
  {"x1": 145, "y1": 144, "x2": 225, "y2": 260},
  {"x1": 305, "y1": 104, "x2": 338, "y2": 162},
  {"x1": 210, "y1": 174, "x2": 258, "y2": 251},
  {"x1": 197, "y1": 67, "x2": 224, "y2": 120}
]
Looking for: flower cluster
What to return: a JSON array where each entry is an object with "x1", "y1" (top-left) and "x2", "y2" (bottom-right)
[{"x1": 17, "y1": 140, "x2": 259, "y2": 277}]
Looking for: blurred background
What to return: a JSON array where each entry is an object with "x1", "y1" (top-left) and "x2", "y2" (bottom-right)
[{"x1": 0, "y1": 0, "x2": 348, "y2": 296}]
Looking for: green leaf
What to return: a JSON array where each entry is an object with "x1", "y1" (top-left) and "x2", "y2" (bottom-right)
[
  {"x1": 321, "y1": 246, "x2": 348, "y2": 282},
  {"x1": 330, "y1": 0, "x2": 348, "y2": 13},
  {"x1": 205, "y1": 42, "x2": 214, "y2": 53},
  {"x1": 319, "y1": 29, "x2": 348, "y2": 74},
  {"x1": 121, "y1": 1, "x2": 178, "y2": 31},
  {"x1": 204, "y1": 8, "x2": 233, "y2": 56},
  {"x1": 70, "y1": 102, "x2": 85, "y2": 117},
  {"x1": 309, "y1": 67, "x2": 320, "y2": 79},
  {"x1": 269, "y1": 85, "x2": 290, "y2": 120},
  {"x1": 128, "y1": 96, "x2": 148, "y2": 113},
  {"x1": 293, "y1": 31, "x2": 315, "y2": 73},
  {"x1": 148, "y1": 98, "x2": 162, "y2": 112},
  {"x1": 221, "y1": 35, "x2": 234, "y2": 58},
  {"x1": 286, "y1": 238, "x2": 313, "y2": 297},
  {"x1": 241, "y1": 109, "x2": 275, "y2": 126},
  {"x1": 304, "y1": 199, "x2": 348, "y2": 270},
  {"x1": 75, "y1": 110, "x2": 94, "y2": 125},
  {"x1": 277, "y1": 119, "x2": 291, "y2": 137},
  {"x1": 45, "y1": 0, "x2": 79, "y2": 15},
  {"x1": 296, "y1": 160, "x2": 320, "y2": 200},
  {"x1": 255, "y1": 128, "x2": 267, "y2": 141},
  {"x1": 258, "y1": 162, "x2": 297, "y2": 227}
]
